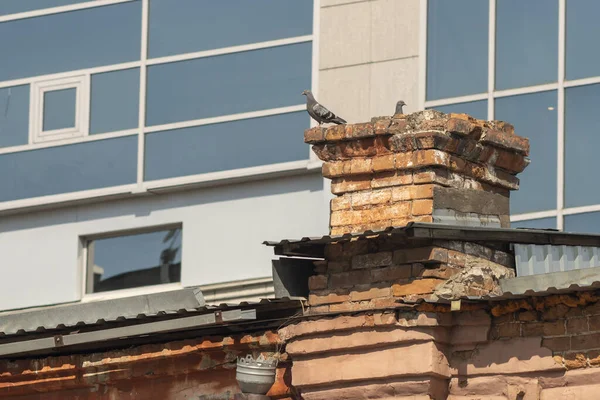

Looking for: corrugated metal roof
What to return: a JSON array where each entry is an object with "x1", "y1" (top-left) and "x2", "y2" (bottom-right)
[
  {"x1": 0, "y1": 285, "x2": 302, "y2": 338},
  {"x1": 264, "y1": 222, "x2": 600, "y2": 258}
]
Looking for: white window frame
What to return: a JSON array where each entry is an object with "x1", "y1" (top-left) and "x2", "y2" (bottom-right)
[
  {"x1": 81, "y1": 223, "x2": 183, "y2": 302},
  {"x1": 29, "y1": 74, "x2": 90, "y2": 144}
]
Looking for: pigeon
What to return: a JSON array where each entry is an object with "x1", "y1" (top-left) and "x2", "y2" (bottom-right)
[
  {"x1": 301, "y1": 90, "x2": 347, "y2": 125},
  {"x1": 395, "y1": 100, "x2": 407, "y2": 115}
]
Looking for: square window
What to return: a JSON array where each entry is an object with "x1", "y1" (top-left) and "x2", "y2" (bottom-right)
[
  {"x1": 30, "y1": 75, "x2": 89, "y2": 143},
  {"x1": 84, "y1": 226, "x2": 182, "y2": 295}
]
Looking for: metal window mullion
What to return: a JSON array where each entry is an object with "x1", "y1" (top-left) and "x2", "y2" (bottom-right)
[
  {"x1": 488, "y1": 0, "x2": 496, "y2": 120},
  {"x1": 557, "y1": 0, "x2": 566, "y2": 230},
  {"x1": 136, "y1": 0, "x2": 149, "y2": 189}
]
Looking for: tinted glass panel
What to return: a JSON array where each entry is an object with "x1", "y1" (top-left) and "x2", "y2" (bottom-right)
[
  {"x1": 0, "y1": 136, "x2": 137, "y2": 202},
  {"x1": 90, "y1": 68, "x2": 140, "y2": 134},
  {"x1": 565, "y1": 84, "x2": 600, "y2": 207},
  {"x1": 495, "y1": 91, "x2": 557, "y2": 214},
  {"x1": 564, "y1": 212, "x2": 600, "y2": 234},
  {"x1": 145, "y1": 112, "x2": 309, "y2": 180},
  {"x1": 43, "y1": 88, "x2": 76, "y2": 131},
  {"x1": 426, "y1": 0, "x2": 488, "y2": 100},
  {"x1": 566, "y1": 0, "x2": 600, "y2": 80},
  {"x1": 512, "y1": 217, "x2": 557, "y2": 230},
  {"x1": 0, "y1": 85, "x2": 29, "y2": 148},
  {"x1": 148, "y1": 0, "x2": 313, "y2": 58},
  {"x1": 496, "y1": 0, "x2": 558, "y2": 90},
  {"x1": 146, "y1": 43, "x2": 311, "y2": 126},
  {"x1": 88, "y1": 227, "x2": 182, "y2": 293},
  {"x1": 0, "y1": 0, "x2": 90, "y2": 15},
  {"x1": 0, "y1": 2, "x2": 141, "y2": 81},
  {"x1": 433, "y1": 100, "x2": 488, "y2": 120}
]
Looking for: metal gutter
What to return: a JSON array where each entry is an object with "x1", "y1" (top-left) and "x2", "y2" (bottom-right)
[{"x1": 0, "y1": 308, "x2": 256, "y2": 358}]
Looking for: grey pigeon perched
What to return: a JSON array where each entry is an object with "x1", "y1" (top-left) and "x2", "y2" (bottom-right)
[
  {"x1": 302, "y1": 90, "x2": 347, "y2": 125},
  {"x1": 395, "y1": 100, "x2": 407, "y2": 115}
]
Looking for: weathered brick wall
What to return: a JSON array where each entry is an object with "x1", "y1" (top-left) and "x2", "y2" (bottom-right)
[
  {"x1": 305, "y1": 110, "x2": 530, "y2": 235},
  {"x1": 0, "y1": 331, "x2": 291, "y2": 400},
  {"x1": 283, "y1": 292, "x2": 600, "y2": 400},
  {"x1": 307, "y1": 236, "x2": 514, "y2": 313}
]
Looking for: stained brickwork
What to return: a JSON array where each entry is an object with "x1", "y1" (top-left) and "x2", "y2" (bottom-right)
[{"x1": 305, "y1": 110, "x2": 530, "y2": 235}]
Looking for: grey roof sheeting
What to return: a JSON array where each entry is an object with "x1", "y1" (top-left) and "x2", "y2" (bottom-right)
[
  {"x1": 0, "y1": 285, "x2": 302, "y2": 338},
  {"x1": 264, "y1": 222, "x2": 600, "y2": 258}
]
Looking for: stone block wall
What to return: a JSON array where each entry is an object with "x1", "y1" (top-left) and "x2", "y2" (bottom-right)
[{"x1": 304, "y1": 110, "x2": 530, "y2": 235}]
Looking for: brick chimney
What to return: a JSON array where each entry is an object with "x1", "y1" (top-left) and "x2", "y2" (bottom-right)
[{"x1": 304, "y1": 110, "x2": 530, "y2": 235}]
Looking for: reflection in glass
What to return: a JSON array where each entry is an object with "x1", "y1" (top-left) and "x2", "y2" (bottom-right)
[
  {"x1": 146, "y1": 42, "x2": 311, "y2": 126},
  {"x1": 433, "y1": 100, "x2": 488, "y2": 120},
  {"x1": 566, "y1": 1, "x2": 600, "y2": 80},
  {"x1": 43, "y1": 88, "x2": 76, "y2": 131},
  {"x1": 90, "y1": 68, "x2": 140, "y2": 134},
  {"x1": 512, "y1": 217, "x2": 557, "y2": 230},
  {"x1": 495, "y1": 0, "x2": 558, "y2": 90},
  {"x1": 565, "y1": 84, "x2": 600, "y2": 207},
  {"x1": 426, "y1": 0, "x2": 488, "y2": 100},
  {"x1": 148, "y1": 0, "x2": 313, "y2": 58},
  {"x1": 0, "y1": 1, "x2": 141, "y2": 81},
  {"x1": 0, "y1": 85, "x2": 29, "y2": 148},
  {"x1": 564, "y1": 212, "x2": 600, "y2": 234},
  {"x1": 0, "y1": 136, "x2": 137, "y2": 202},
  {"x1": 87, "y1": 227, "x2": 182, "y2": 293},
  {"x1": 145, "y1": 112, "x2": 309, "y2": 181},
  {"x1": 495, "y1": 91, "x2": 557, "y2": 214},
  {"x1": 0, "y1": 0, "x2": 90, "y2": 16}
]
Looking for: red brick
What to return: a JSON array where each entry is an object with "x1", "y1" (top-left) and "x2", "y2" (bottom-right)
[
  {"x1": 567, "y1": 317, "x2": 589, "y2": 334},
  {"x1": 351, "y1": 189, "x2": 392, "y2": 207},
  {"x1": 419, "y1": 263, "x2": 460, "y2": 279},
  {"x1": 351, "y1": 252, "x2": 393, "y2": 269},
  {"x1": 496, "y1": 323, "x2": 521, "y2": 338},
  {"x1": 542, "y1": 336, "x2": 571, "y2": 352},
  {"x1": 393, "y1": 246, "x2": 448, "y2": 264},
  {"x1": 412, "y1": 149, "x2": 450, "y2": 169},
  {"x1": 324, "y1": 124, "x2": 346, "y2": 141},
  {"x1": 447, "y1": 250, "x2": 467, "y2": 267},
  {"x1": 588, "y1": 315, "x2": 600, "y2": 331},
  {"x1": 331, "y1": 196, "x2": 351, "y2": 211},
  {"x1": 371, "y1": 171, "x2": 413, "y2": 188},
  {"x1": 412, "y1": 199, "x2": 433, "y2": 216},
  {"x1": 304, "y1": 127, "x2": 326, "y2": 143},
  {"x1": 446, "y1": 118, "x2": 482, "y2": 138},
  {"x1": 372, "y1": 154, "x2": 396, "y2": 172},
  {"x1": 329, "y1": 270, "x2": 370, "y2": 288},
  {"x1": 308, "y1": 275, "x2": 328, "y2": 291},
  {"x1": 374, "y1": 118, "x2": 392, "y2": 134},
  {"x1": 347, "y1": 122, "x2": 375, "y2": 139},
  {"x1": 387, "y1": 118, "x2": 408, "y2": 134},
  {"x1": 349, "y1": 286, "x2": 391, "y2": 301},
  {"x1": 392, "y1": 279, "x2": 443, "y2": 296},
  {"x1": 309, "y1": 292, "x2": 350, "y2": 306},
  {"x1": 542, "y1": 304, "x2": 570, "y2": 321},
  {"x1": 322, "y1": 162, "x2": 345, "y2": 178},
  {"x1": 327, "y1": 260, "x2": 350, "y2": 273},
  {"x1": 370, "y1": 264, "x2": 412, "y2": 282},
  {"x1": 588, "y1": 349, "x2": 600, "y2": 366},
  {"x1": 517, "y1": 310, "x2": 539, "y2": 322},
  {"x1": 331, "y1": 176, "x2": 371, "y2": 194},
  {"x1": 571, "y1": 332, "x2": 600, "y2": 351},
  {"x1": 480, "y1": 128, "x2": 530, "y2": 155}
]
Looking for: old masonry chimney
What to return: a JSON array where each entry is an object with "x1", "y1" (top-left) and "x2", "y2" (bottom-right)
[{"x1": 304, "y1": 110, "x2": 530, "y2": 235}]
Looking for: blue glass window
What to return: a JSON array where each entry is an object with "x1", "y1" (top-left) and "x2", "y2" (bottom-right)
[
  {"x1": 512, "y1": 217, "x2": 557, "y2": 230},
  {"x1": 495, "y1": 0, "x2": 558, "y2": 90},
  {"x1": 433, "y1": 100, "x2": 488, "y2": 120},
  {"x1": 426, "y1": 0, "x2": 488, "y2": 100},
  {"x1": 566, "y1": 0, "x2": 600, "y2": 80},
  {"x1": 564, "y1": 212, "x2": 600, "y2": 234},
  {"x1": 495, "y1": 91, "x2": 557, "y2": 214},
  {"x1": 0, "y1": 136, "x2": 137, "y2": 202},
  {"x1": 43, "y1": 88, "x2": 76, "y2": 131},
  {"x1": 148, "y1": 0, "x2": 313, "y2": 58},
  {"x1": 90, "y1": 68, "x2": 140, "y2": 134},
  {"x1": 88, "y1": 227, "x2": 182, "y2": 293},
  {"x1": 0, "y1": 2, "x2": 141, "y2": 81},
  {"x1": 146, "y1": 43, "x2": 311, "y2": 126},
  {"x1": 0, "y1": 1, "x2": 91, "y2": 15},
  {"x1": 145, "y1": 112, "x2": 309, "y2": 181},
  {"x1": 0, "y1": 85, "x2": 29, "y2": 148},
  {"x1": 565, "y1": 84, "x2": 600, "y2": 207}
]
